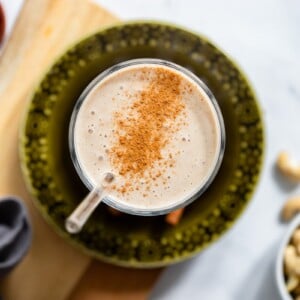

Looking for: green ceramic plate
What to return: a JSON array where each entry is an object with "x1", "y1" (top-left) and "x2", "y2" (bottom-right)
[{"x1": 20, "y1": 22, "x2": 264, "y2": 267}]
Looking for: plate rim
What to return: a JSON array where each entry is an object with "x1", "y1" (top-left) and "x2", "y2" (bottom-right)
[{"x1": 19, "y1": 20, "x2": 265, "y2": 268}]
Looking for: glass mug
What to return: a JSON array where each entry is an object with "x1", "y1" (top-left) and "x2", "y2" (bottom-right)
[{"x1": 65, "y1": 59, "x2": 225, "y2": 234}]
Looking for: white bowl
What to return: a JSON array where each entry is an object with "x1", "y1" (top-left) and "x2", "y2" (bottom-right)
[{"x1": 276, "y1": 214, "x2": 300, "y2": 300}]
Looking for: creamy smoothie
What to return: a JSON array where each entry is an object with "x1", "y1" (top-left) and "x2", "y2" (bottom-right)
[{"x1": 73, "y1": 62, "x2": 222, "y2": 210}]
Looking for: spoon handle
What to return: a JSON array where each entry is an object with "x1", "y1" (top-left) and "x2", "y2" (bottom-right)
[{"x1": 65, "y1": 187, "x2": 103, "y2": 234}]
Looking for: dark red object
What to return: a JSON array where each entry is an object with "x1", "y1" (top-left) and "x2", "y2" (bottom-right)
[{"x1": 0, "y1": 4, "x2": 5, "y2": 44}]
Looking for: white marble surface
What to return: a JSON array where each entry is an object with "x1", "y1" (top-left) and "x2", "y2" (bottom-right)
[{"x1": 2, "y1": 0, "x2": 300, "y2": 299}]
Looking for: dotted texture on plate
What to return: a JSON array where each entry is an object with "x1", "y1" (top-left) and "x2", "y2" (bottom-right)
[{"x1": 21, "y1": 23, "x2": 264, "y2": 267}]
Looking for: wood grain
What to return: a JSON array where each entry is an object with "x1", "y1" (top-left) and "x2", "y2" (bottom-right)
[{"x1": 69, "y1": 262, "x2": 162, "y2": 300}]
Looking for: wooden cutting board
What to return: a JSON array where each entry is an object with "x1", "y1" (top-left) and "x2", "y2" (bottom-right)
[{"x1": 0, "y1": 1, "x2": 162, "y2": 299}]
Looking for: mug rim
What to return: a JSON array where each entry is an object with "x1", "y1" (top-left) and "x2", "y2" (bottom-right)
[{"x1": 69, "y1": 58, "x2": 226, "y2": 216}]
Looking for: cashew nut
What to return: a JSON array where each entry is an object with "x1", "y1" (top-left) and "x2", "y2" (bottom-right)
[
  {"x1": 287, "y1": 275, "x2": 299, "y2": 292},
  {"x1": 292, "y1": 229, "x2": 300, "y2": 254},
  {"x1": 284, "y1": 245, "x2": 300, "y2": 275},
  {"x1": 282, "y1": 197, "x2": 300, "y2": 221},
  {"x1": 277, "y1": 152, "x2": 300, "y2": 182},
  {"x1": 284, "y1": 244, "x2": 300, "y2": 298}
]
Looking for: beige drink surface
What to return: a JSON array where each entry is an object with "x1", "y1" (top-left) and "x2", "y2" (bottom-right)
[{"x1": 74, "y1": 63, "x2": 221, "y2": 210}]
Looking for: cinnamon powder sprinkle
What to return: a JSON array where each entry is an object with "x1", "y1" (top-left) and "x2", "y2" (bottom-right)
[{"x1": 109, "y1": 67, "x2": 185, "y2": 193}]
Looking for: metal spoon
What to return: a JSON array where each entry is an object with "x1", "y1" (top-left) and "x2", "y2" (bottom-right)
[{"x1": 65, "y1": 172, "x2": 114, "y2": 234}]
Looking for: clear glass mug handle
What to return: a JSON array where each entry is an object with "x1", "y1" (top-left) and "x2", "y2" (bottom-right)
[{"x1": 65, "y1": 187, "x2": 103, "y2": 234}]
